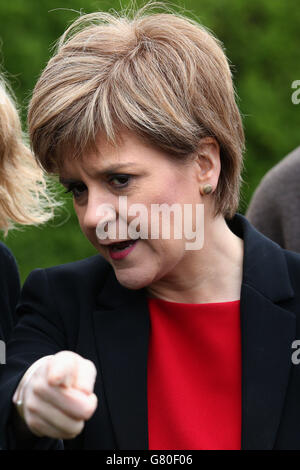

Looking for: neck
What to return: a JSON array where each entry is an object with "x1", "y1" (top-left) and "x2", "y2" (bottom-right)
[{"x1": 146, "y1": 215, "x2": 244, "y2": 304}]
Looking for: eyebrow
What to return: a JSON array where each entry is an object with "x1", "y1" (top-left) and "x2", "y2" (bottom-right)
[{"x1": 59, "y1": 162, "x2": 138, "y2": 184}]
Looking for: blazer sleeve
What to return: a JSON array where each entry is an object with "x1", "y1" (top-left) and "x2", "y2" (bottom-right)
[
  {"x1": 0, "y1": 243, "x2": 21, "y2": 342},
  {"x1": 0, "y1": 268, "x2": 68, "y2": 450}
]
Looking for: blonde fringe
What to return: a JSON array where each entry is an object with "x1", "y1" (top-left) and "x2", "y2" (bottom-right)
[{"x1": 0, "y1": 76, "x2": 59, "y2": 236}]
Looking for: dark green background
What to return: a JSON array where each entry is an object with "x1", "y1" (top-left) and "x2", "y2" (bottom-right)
[{"x1": 1, "y1": 0, "x2": 299, "y2": 283}]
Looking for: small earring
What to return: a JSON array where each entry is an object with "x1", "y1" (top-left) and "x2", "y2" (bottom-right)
[{"x1": 201, "y1": 184, "x2": 213, "y2": 195}]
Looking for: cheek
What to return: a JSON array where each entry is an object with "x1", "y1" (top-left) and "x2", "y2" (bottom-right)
[
  {"x1": 150, "y1": 184, "x2": 180, "y2": 206},
  {"x1": 145, "y1": 237, "x2": 186, "y2": 266},
  {"x1": 150, "y1": 172, "x2": 199, "y2": 208}
]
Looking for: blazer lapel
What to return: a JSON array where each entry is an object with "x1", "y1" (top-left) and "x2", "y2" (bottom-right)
[
  {"x1": 228, "y1": 215, "x2": 296, "y2": 449},
  {"x1": 240, "y1": 284, "x2": 295, "y2": 449},
  {"x1": 92, "y1": 271, "x2": 150, "y2": 450}
]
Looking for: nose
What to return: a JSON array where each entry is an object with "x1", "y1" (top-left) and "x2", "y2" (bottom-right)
[{"x1": 82, "y1": 192, "x2": 117, "y2": 234}]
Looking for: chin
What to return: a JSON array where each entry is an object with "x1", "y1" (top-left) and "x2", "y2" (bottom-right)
[{"x1": 114, "y1": 266, "x2": 156, "y2": 290}]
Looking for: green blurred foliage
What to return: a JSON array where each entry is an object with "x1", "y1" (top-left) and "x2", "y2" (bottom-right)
[{"x1": 0, "y1": 0, "x2": 299, "y2": 282}]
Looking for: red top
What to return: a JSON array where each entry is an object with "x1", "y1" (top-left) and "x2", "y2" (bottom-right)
[{"x1": 147, "y1": 297, "x2": 241, "y2": 450}]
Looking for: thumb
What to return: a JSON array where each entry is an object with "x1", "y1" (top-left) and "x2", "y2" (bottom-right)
[{"x1": 47, "y1": 351, "x2": 78, "y2": 388}]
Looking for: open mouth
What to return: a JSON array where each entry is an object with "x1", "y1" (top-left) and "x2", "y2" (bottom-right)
[
  {"x1": 109, "y1": 239, "x2": 138, "y2": 252},
  {"x1": 107, "y1": 239, "x2": 139, "y2": 260}
]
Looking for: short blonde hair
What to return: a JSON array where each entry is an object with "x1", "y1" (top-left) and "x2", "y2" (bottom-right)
[
  {"x1": 28, "y1": 2, "x2": 245, "y2": 218},
  {"x1": 0, "y1": 75, "x2": 57, "y2": 235}
]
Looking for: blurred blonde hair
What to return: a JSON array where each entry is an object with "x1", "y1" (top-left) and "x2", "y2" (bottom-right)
[
  {"x1": 28, "y1": 2, "x2": 245, "y2": 218},
  {"x1": 0, "y1": 75, "x2": 57, "y2": 235}
]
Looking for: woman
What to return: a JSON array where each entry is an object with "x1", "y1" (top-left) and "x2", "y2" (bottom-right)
[
  {"x1": 0, "y1": 76, "x2": 55, "y2": 343},
  {"x1": 1, "y1": 5, "x2": 300, "y2": 450}
]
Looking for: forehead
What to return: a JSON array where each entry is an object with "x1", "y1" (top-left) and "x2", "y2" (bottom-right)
[
  {"x1": 59, "y1": 131, "x2": 136, "y2": 176},
  {"x1": 59, "y1": 130, "x2": 175, "y2": 178}
]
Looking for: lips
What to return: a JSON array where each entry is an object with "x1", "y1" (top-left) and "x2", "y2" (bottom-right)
[
  {"x1": 109, "y1": 240, "x2": 137, "y2": 252},
  {"x1": 107, "y1": 239, "x2": 139, "y2": 260}
]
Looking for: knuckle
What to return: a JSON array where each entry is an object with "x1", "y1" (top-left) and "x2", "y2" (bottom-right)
[
  {"x1": 82, "y1": 409, "x2": 92, "y2": 420},
  {"x1": 80, "y1": 407, "x2": 91, "y2": 421},
  {"x1": 82, "y1": 398, "x2": 97, "y2": 420},
  {"x1": 48, "y1": 351, "x2": 78, "y2": 378},
  {"x1": 32, "y1": 378, "x2": 47, "y2": 397}
]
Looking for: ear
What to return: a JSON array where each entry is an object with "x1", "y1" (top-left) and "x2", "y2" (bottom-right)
[{"x1": 194, "y1": 137, "x2": 221, "y2": 188}]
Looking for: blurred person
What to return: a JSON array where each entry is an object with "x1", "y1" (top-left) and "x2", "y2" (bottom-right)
[
  {"x1": 1, "y1": 3, "x2": 300, "y2": 451},
  {"x1": 246, "y1": 146, "x2": 300, "y2": 252},
  {"x1": 0, "y1": 75, "x2": 55, "y2": 343}
]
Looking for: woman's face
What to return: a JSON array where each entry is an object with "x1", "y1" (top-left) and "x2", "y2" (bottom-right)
[{"x1": 59, "y1": 131, "x2": 215, "y2": 290}]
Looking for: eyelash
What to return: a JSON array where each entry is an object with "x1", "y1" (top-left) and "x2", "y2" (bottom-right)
[
  {"x1": 64, "y1": 174, "x2": 131, "y2": 198},
  {"x1": 64, "y1": 182, "x2": 87, "y2": 199},
  {"x1": 108, "y1": 174, "x2": 131, "y2": 188}
]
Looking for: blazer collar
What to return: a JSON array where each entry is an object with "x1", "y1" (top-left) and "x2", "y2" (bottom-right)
[
  {"x1": 227, "y1": 213, "x2": 294, "y2": 301},
  {"x1": 91, "y1": 213, "x2": 296, "y2": 450}
]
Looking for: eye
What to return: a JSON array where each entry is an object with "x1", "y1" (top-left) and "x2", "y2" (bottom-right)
[
  {"x1": 64, "y1": 182, "x2": 87, "y2": 199},
  {"x1": 108, "y1": 174, "x2": 131, "y2": 188}
]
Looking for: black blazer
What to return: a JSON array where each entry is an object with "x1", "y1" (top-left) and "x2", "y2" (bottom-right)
[
  {"x1": 0, "y1": 243, "x2": 20, "y2": 343},
  {"x1": 1, "y1": 213, "x2": 300, "y2": 450}
]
